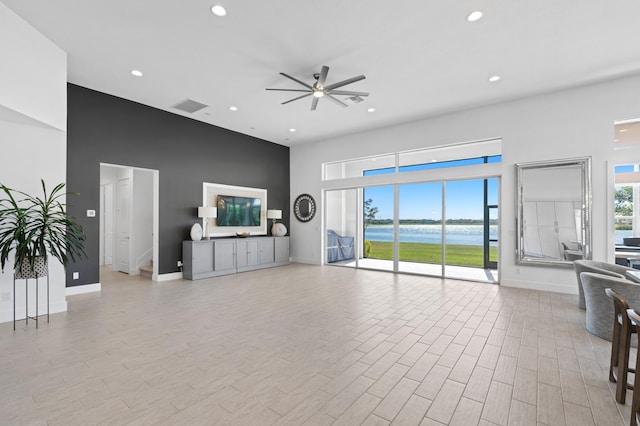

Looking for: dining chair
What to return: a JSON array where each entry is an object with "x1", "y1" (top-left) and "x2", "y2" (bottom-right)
[
  {"x1": 625, "y1": 308, "x2": 640, "y2": 426},
  {"x1": 605, "y1": 288, "x2": 636, "y2": 403}
]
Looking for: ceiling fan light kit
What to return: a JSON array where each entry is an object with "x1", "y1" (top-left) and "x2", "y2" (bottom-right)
[{"x1": 266, "y1": 65, "x2": 369, "y2": 110}]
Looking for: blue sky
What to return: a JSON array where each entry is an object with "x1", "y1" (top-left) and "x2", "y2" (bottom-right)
[
  {"x1": 365, "y1": 178, "x2": 499, "y2": 220},
  {"x1": 363, "y1": 156, "x2": 500, "y2": 220}
]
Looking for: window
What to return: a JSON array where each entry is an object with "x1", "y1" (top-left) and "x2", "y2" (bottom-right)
[
  {"x1": 323, "y1": 138, "x2": 502, "y2": 180},
  {"x1": 323, "y1": 138, "x2": 502, "y2": 282},
  {"x1": 614, "y1": 120, "x2": 640, "y2": 150},
  {"x1": 615, "y1": 164, "x2": 638, "y2": 244}
]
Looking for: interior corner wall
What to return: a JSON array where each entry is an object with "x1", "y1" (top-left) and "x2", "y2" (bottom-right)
[
  {"x1": 66, "y1": 84, "x2": 290, "y2": 287},
  {"x1": 0, "y1": 2, "x2": 66, "y2": 130},
  {"x1": 290, "y1": 72, "x2": 640, "y2": 294},
  {"x1": 0, "y1": 2, "x2": 67, "y2": 323}
]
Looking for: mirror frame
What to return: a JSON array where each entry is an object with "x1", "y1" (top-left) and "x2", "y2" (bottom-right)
[
  {"x1": 293, "y1": 193, "x2": 316, "y2": 222},
  {"x1": 516, "y1": 157, "x2": 592, "y2": 267}
]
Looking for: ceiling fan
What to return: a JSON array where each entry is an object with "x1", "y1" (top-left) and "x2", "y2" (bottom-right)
[{"x1": 266, "y1": 65, "x2": 369, "y2": 111}]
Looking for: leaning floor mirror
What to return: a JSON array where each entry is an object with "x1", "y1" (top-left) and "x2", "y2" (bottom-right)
[{"x1": 516, "y1": 157, "x2": 592, "y2": 266}]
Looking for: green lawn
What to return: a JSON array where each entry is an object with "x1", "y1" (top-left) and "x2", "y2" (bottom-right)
[{"x1": 368, "y1": 240, "x2": 497, "y2": 268}]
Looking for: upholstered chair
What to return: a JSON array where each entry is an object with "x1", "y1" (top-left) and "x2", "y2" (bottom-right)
[
  {"x1": 573, "y1": 260, "x2": 638, "y2": 309},
  {"x1": 580, "y1": 272, "x2": 640, "y2": 341}
]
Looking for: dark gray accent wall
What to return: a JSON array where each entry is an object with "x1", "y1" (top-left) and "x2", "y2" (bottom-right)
[{"x1": 66, "y1": 84, "x2": 290, "y2": 286}]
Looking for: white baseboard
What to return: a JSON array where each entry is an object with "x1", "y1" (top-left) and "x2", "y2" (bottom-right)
[
  {"x1": 290, "y1": 257, "x2": 321, "y2": 265},
  {"x1": 156, "y1": 272, "x2": 183, "y2": 282},
  {"x1": 0, "y1": 300, "x2": 67, "y2": 324},
  {"x1": 501, "y1": 278, "x2": 577, "y2": 295},
  {"x1": 66, "y1": 283, "x2": 101, "y2": 296}
]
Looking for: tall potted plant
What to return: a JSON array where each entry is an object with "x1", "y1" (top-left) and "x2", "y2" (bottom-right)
[{"x1": 0, "y1": 180, "x2": 86, "y2": 278}]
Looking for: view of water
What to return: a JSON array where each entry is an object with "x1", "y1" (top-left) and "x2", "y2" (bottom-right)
[
  {"x1": 364, "y1": 225, "x2": 633, "y2": 246},
  {"x1": 365, "y1": 224, "x2": 497, "y2": 246}
]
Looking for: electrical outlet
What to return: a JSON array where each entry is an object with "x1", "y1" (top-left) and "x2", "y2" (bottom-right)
[
  {"x1": 73, "y1": 272, "x2": 79, "y2": 280},
  {"x1": 177, "y1": 260, "x2": 183, "y2": 267},
  {"x1": 1, "y1": 292, "x2": 11, "y2": 302}
]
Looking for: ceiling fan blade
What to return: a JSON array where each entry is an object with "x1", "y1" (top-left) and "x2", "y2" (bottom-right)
[
  {"x1": 282, "y1": 92, "x2": 312, "y2": 105},
  {"x1": 326, "y1": 90, "x2": 370, "y2": 96},
  {"x1": 316, "y1": 65, "x2": 329, "y2": 88},
  {"x1": 311, "y1": 96, "x2": 319, "y2": 111},
  {"x1": 325, "y1": 94, "x2": 348, "y2": 108},
  {"x1": 266, "y1": 88, "x2": 311, "y2": 93},
  {"x1": 280, "y1": 72, "x2": 313, "y2": 89},
  {"x1": 324, "y1": 75, "x2": 366, "y2": 91}
]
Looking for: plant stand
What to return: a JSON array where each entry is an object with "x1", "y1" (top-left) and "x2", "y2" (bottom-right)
[{"x1": 13, "y1": 273, "x2": 49, "y2": 330}]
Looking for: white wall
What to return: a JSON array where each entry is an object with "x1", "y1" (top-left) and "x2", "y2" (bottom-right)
[
  {"x1": 0, "y1": 2, "x2": 67, "y2": 322},
  {"x1": 290, "y1": 72, "x2": 640, "y2": 294}
]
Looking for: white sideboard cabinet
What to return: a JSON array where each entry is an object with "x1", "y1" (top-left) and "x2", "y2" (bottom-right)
[{"x1": 182, "y1": 236, "x2": 289, "y2": 280}]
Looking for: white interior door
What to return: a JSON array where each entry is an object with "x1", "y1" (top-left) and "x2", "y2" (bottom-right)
[{"x1": 116, "y1": 177, "x2": 131, "y2": 273}]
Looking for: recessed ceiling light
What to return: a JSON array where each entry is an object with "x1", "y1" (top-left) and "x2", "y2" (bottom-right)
[
  {"x1": 620, "y1": 128, "x2": 629, "y2": 133},
  {"x1": 211, "y1": 5, "x2": 227, "y2": 16},
  {"x1": 367, "y1": 108, "x2": 376, "y2": 113},
  {"x1": 488, "y1": 75, "x2": 501, "y2": 82},
  {"x1": 229, "y1": 106, "x2": 238, "y2": 111},
  {"x1": 130, "y1": 69, "x2": 143, "y2": 77},
  {"x1": 467, "y1": 11, "x2": 483, "y2": 22},
  {"x1": 289, "y1": 128, "x2": 296, "y2": 132}
]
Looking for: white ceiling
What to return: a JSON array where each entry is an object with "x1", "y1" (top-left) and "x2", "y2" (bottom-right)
[{"x1": 4, "y1": 0, "x2": 640, "y2": 146}]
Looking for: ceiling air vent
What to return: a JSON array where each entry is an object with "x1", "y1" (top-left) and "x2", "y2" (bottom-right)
[{"x1": 172, "y1": 99, "x2": 208, "y2": 113}]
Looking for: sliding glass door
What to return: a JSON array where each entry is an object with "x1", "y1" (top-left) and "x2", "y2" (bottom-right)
[
  {"x1": 362, "y1": 185, "x2": 395, "y2": 272},
  {"x1": 325, "y1": 188, "x2": 358, "y2": 267},
  {"x1": 444, "y1": 179, "x2": 498, "y2": 281},
  {"x1": 325, "y1": 178, "x2": 499, "y2": 283},
  {"x1": 398, "y1": 182, "x2": 443, "y2": 275}
]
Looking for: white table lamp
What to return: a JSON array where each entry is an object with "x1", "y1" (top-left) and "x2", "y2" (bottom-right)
[
  {"x1": 267, "y1": 209, "x2": 286, "y2": 236},
  {"x1": 198, "y1": 206, "x2": 217, "y2": 240}
]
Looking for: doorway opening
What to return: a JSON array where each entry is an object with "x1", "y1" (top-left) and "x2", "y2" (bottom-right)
[{"x1": 100, "y1": 163, "x2": 159, "y2": 280}]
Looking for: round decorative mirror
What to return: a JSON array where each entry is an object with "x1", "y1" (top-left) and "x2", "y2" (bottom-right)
[{"x1": 293, "y1": 193, "x2": 316, "y2": 222}]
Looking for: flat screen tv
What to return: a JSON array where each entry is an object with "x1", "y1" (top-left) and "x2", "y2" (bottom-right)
[{"x1": 216, "y1": 195, "x2": 261, "y2": 227}]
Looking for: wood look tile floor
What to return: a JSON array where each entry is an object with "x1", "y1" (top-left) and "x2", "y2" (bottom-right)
[{"x1": 0, "y1": 264, "x2": 632, "y2": 425}]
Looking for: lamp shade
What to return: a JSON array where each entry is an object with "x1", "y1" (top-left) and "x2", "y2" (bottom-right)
[
  {"x1": 198, "y1": 206, "x2": 217, "y2": 218},
  {"x1": 267, "y1": 209, "x2": 282, "y2": 220}
]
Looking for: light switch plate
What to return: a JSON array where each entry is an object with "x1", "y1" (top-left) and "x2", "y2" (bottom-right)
[{"x1": 87, "y1": 209, "x2": 96, "y2": 217}]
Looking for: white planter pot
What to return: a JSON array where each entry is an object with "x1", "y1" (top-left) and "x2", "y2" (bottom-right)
[{"x1": 15, "y1": 257, "x2": 48, "y2": 279}]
